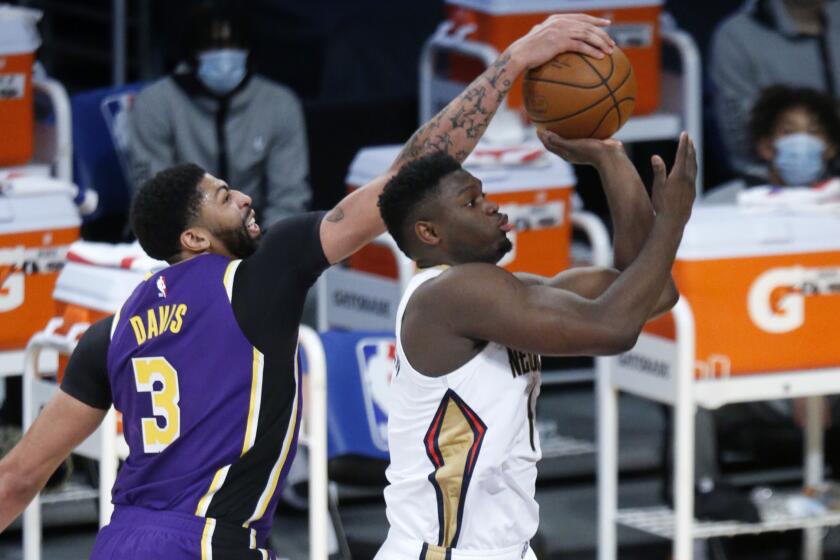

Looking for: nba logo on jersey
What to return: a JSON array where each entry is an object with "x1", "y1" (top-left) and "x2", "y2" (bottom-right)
[
  {"x1": 156, "y1": 275, "x2": 167, "y2": 298},
  {"x1": 356, "y1": 338, "x2": 395, "y2": 451}
]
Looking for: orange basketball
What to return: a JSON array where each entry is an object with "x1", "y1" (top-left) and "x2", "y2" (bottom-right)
[{"x1": 522, "y1": 47, "x2": 637, "y2": 139}]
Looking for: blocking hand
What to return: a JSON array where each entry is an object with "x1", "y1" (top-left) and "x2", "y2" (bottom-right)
[{"x1": 508, "y1": 14, "x2": 615, "y2": 70}]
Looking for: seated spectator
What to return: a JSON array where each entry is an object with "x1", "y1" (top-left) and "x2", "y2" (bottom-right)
[
  {"x1": 671, "y1": 85, "x2": 840, "y2": 544},
  {"x1": 129, "y1": 5, "x2": 311, "y2": 227},
  {"x1": 704, "y1": 85, "x2": 840, "y2": 203},
  {"x1": 710, "y1": 0, "x2": 840, "y2": 178}
]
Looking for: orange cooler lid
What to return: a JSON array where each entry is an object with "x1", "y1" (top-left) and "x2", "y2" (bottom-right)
[
  {"x1": 445, "y1": 0, "x2": 663, "y2": 14},
  {"x1": 346, "y1": 144, "x2": 576, "y2": 194},
  {"x1": 678, "y1": 206, "x2": 840, "y2": 261}
]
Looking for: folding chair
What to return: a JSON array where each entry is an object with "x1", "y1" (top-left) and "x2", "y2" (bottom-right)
[{"x1": 70, "y1": 82, "x2": 145, "y2": 225}]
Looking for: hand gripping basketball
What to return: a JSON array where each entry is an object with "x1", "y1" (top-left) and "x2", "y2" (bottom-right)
[{"x1": 537, "y1": 129, "x2": 624, "y2": 167}]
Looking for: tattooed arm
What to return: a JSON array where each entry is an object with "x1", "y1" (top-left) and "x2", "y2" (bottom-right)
[{"x1": 319, "y1": 13, "x2": 615, "y2": 265}]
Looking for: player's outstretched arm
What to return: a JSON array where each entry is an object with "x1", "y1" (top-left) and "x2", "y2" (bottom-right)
[
  {"x1": 516, "y1": 265, "x2": 677, "y2": 320},
  {"x1": 0, "y1": 391, "x2": 106, "y2": 532},
  {"x1": 525, "y1": 132, "x2": 690, "y2": 313},
  {"x1": 539, "y1": 131, "x2": 659, "y2": 269},
  {"x1": 319, "y1": 14, "x2": 615, "y2": 265},
  {"x1": 424, "y1": 136, "x2": 696, "y2": 356}
]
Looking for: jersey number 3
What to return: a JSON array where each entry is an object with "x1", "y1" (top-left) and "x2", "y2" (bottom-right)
[{"x1": 132, "y1": 357, "x2": 181, "y2": 453}]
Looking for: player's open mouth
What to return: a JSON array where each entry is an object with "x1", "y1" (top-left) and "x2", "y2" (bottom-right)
[
  {"x1": 498, "y1": 213, "x2": 514, "y2": 233},
  {"x1": 246, "y1": 211, "x2": 260, "y2": 236}
]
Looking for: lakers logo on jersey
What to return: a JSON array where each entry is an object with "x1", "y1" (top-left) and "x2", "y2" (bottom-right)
[{"x1": 422, "y1": 389, "x2": 487, "y2": 559}]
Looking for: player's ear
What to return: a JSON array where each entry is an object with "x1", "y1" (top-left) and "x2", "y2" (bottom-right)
[
  {"x1": 415, "y1": 220, "x2": 441, "y2": 247},
  {"x1": 180, "y1": 226, "x2": 211, "y2": 254}
]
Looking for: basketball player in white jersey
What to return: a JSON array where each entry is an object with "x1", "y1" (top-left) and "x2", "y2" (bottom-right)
[{"x1": 374, "y1": 131, "x2": 697, "y2": 560}]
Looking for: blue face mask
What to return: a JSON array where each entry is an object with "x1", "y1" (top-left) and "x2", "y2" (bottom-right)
[
  {"x1": 773, "y1": 132, "x2": 827, "y2": 186},
  {"x1": 197, "y1": 48, "x2": 247, "y2": 96}
]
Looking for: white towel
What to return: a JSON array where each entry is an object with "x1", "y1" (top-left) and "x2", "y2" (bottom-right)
[
  {"x1": 66, "y1": 240, "x2": 167, "y2": 273},
  {"x1": 737, "y1": 178, "x2": 840, "y2": 212}
]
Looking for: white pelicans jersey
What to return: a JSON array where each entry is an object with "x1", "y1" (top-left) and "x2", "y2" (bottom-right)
[{"x1": 380, "y1": 267, "x2": 542, "y2": 560}]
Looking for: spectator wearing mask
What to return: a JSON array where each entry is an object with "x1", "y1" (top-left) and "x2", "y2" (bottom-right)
[
  {"x1": 709, "y1": 0, "x2": 840, "y2": 178},
  {"x1": 682, "y1": 85, "x2": 840, "y2": 545},
  {"x1": 129, "y1": 6, "x2": 310, "y2": 227},
  {"x1": 751, "y1": 85, "x2": 840, "y2": 186},
  {"x1": 705, "y1": 85, "x2": 840, "y2": 203}
]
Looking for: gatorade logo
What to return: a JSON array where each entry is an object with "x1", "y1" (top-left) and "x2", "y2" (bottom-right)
[
  {"x1": 747, "y1": 266, "x2": 840, "y2": 333},
  {"x1": 0, "y1": 74, "x2": 25, "y2": 100},
  {"x1": 0, "y1": 245, "x2": 68, "y2": 313},
  {"x1": 0, "y1": 247, "x2": 25, "y2": 313},
  {"x1": 0, "y1": 266, "x2": 24, "y2": 312}
]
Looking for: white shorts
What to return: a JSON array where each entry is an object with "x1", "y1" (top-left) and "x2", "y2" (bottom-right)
[{"x1": 374, "y1": 531, "x2": 538, "y2": 560}]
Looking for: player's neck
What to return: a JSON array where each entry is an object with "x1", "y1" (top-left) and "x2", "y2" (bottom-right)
[
  {"x1": 415, "y1": 256, "x2": 448, "y2": 269},
  {"x1": 783, "y1": 0, "x2": 825, "y2": 35}
]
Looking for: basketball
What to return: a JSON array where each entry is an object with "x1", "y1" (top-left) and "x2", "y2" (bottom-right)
[{"x1": 522, "y1": 47, "x2": 637, "y2": 139}]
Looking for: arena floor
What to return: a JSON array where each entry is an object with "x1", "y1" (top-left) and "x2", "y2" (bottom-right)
[{"x1": 2, "y1": 381, "x2": 839, "y2": 560}]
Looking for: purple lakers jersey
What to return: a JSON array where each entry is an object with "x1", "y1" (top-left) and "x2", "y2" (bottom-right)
[{"x1": 107, "y1": 253, "x2": 300, "y2": 546}]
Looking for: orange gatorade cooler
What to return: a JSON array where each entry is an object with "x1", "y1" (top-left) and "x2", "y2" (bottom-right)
[
  {"x1": 345, "y1": 144, "x2": 576, "y2": 277},
  {"x1": 446, "y1": 0, "x2": 663, "y2": 115},
  {"x1": 0, "y1": 174, "x2": 79, "y2": 352},
  {"x1": 644, "y1": 206, "x2": 840, "y2": 377},
  {"x1": 52, "y1": 242, "x2": 165, "y2": 381},
  {"x1": 0, "y1": 6, "x2": 42, "y2": 166}
]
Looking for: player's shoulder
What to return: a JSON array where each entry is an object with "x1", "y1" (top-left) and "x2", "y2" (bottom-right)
[
  {"x1": 79, "y1": 315, "x2": 115, "y2": 348},
  {"x1": 256, "y1": 211, "x2": 325, "y2": 244},
  {"x1": 440, "y1": 262, "x2": 516, "y2": 283},
  {"x1": 415, "y1": 263, "x2": 517, "y2": 304},
  {"x1": 238, "y1": 211, "x2": 327, "y2": 275}
]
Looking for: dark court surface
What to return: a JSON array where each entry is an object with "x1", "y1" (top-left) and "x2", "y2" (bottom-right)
[{"x1": 3, "y1": 383, "x2": 840, "y2": 559}]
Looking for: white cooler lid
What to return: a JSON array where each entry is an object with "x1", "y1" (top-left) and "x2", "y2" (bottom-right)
[
  {"x1": 446, "y1": 0, "x2": 662, "y2": 14},
  {"x1": 346, "y1": 145, "x2": 576, "y2": 193},
  {"x1": 53, "y1": 241, "x2": 167, "y2": 312},
  {"x1": 677, "y1": 206, "x2": 840, "y2": 260},
  {"x1": 0, "y1": 5, "x2": 42, "y2": 56},
  {"x1": 53, "y1": 262, "x2": 149, "y2": 313},
  {"x1": 0, "y1": 192, "x2": 79, "y2": 233}
]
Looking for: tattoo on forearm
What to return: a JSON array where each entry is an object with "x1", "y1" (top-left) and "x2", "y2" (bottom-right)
[
  {"x1": 396, "y1": 53, "x2": 514, "y2": 165},
  {"x1": 486, "y1": 53, "x2": 513, "y2": 90},
  {"x1": 325, "y1": 206, "x2": 345, "y2": 223}
]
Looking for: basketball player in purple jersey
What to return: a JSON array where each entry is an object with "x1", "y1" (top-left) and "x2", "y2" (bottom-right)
[{"x1": 0, "y1": 14, "x2": 615, "y2": 560}]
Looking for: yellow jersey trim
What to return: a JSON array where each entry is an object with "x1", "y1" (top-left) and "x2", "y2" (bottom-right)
[
  {"x1": 110, "y1": 305, "x2": 123, "y2": 340},
  {"x1": 223, "y1": 260, "x2": 242, "y2": 302},
  {"x1": 243, "y1": 346, "x2": 300, "y2": 527},
  {"x1": 195, "y1": 465, "x2": 230, "y2": 517},
  {"x1": 200, "y1": 517, "x2": 216, "y2": 560},
  {"x1": 241, "y1": 348, "x2": 264, "y2": 456}
]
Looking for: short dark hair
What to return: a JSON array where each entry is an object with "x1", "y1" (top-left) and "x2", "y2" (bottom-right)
[
  {"x1": 130, "y1": 163, "x2": 206, "y2": 262},
  {"x1": 749, "y1": 85, "x2": 840, "y2": 151},
  {"x1": 187, "y1": 4, "x2": 250, "y2": 56},
  {"x1": 378, "y1": 152, "x2": 462, "y2": 256}
]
